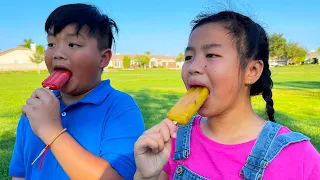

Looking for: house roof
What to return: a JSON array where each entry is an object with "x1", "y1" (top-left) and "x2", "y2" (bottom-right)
[
  {"x1": 306, "y1": 51, "x2": 320, "y2": 59},
  {"x1": 0, "y1": 46, "x2": 31, "y2": 56},
  {"x1": 111, "y1": 54, "x2": 176, "y2": 61}
]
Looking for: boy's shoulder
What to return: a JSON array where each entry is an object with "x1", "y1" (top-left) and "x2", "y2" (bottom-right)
[
  {"x1": 74, "y1": 79, "x2": 138, "y2": 107},
  {"x1": 104, "y1": 84, "x2": 137, "y2": 107}
]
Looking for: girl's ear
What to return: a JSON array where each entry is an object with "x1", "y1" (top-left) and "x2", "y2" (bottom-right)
[
  {"x1": 100, "y1": 49, "x2": 112, "y2": 68},
  {"x1": 244, "y1": 60, "x2": 264, "y2": 85}
]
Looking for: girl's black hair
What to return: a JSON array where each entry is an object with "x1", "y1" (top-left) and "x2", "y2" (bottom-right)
[
  {"x1": 191, "y1": 11, "x2": 275, "y2": 122},
  {"x1": 45, "y1": 3, "x2": 119, "y2": 50}
]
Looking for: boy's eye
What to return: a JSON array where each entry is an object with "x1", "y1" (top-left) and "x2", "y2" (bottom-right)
[
  {"x1": 47, "y1": 43, "x2": 56, "y2": 48},
  {"x1": 69, "y1": 43, "x2": 81, "y2": 48},
  {"x1": 185, "y1": 56, "x2": 193, "y2": 61},
  {"x1": 206, "y1": 54, "x2": 218, "y2": 58}
]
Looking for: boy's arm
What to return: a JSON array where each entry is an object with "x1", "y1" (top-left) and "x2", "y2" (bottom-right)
[
  {"x1": 49, "y1": 132, "x2": 123, "y2": 180},
  {"x1": 22, "y1": 88, "x2": 144, "y2": 179},
  {"x1": 99, "y1": 103, "x2": 145, "y2": 180},
  {"x1": 9, "y1": 116, "x2": 26, "y2": 178},
  {"x1": 49, "y1": 101, "x2": 144, "y2": 180},
  {"x1": 12, "y1": 178, "x2": 25, "y2": 180}
]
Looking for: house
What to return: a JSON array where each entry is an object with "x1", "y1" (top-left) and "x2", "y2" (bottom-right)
[
  {"x1": 108, "y1": 53, "x2": 183, "y2": 69},
  {"x1": 0, "y1": 44, "x2": 46, "y2": 71},
  {"x1": 269, "y1": 58, "x2": 288, "y2": 67},
  {"x1": 305, "y1": 51, "x2": 320, "y2": 64}
]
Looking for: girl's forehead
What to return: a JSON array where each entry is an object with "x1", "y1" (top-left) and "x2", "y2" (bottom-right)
[{"x1": 188, "y1": 23, "x2": 233, "y2": 48}]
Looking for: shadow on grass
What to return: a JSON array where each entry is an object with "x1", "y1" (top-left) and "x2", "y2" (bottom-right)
[
  {"x1": 0, "y1": 131, "x2": 16, "y2": 180},
  {"x1": 126, "y1": 89, "x2": 182, "y2": 129},
  {"x1": 274, "y1": 81, "x2": 320, "y2": 89}
]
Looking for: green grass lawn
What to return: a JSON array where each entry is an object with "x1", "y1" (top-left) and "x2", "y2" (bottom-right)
[{"x1": 0, "y1": 65, "x2": 319, "y2": 179}]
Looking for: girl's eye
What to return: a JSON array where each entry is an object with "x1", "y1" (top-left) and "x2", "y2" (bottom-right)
[
  {"x1": 185, "y1": 56, "x2": 193, "y2": 61},
  {"x1": 69, "y1": 43, "x2": 81, "y2": 48},
  {"x1": 47, "y1": 43, "x2": 56, "y2": 48},
  {"x1": 206, "y1": 54, "x2": 218, "y2": 58}
]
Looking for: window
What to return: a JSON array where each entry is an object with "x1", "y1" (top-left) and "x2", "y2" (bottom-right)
[{"x1": 116, "y1": 60, "x2": 121, "y2": 67}]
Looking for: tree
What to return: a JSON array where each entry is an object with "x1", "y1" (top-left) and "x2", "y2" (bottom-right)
[
  {"x1": 269, "y1": 33, "x2": 287, "y2": 59},
  {"x1": 29, "y1": 45, "x2": 45, "y2": 74},
  {"x1": 123, "y1": 55, "x2": 131, "y2": 68},
  {"x1": 36, "y1": 45, "x2": 45, "y2": 54},
  {"x1": 21, "y1": 38, "x2": 33, "y2": 48},
  {"x1": 175, "y1": 52, "x2": 185, "y2": 62},
  {"x1": 317, "y1": 47, "x2": 320, "y2": 52},
  {"x1": 134, "y1": 55, "x2": 150, "y2": 68},
  {"x1": 145, "y1": 51, "x2": 151, "y2": 55},
  {"x1": 286, "y1": 42, "x2": 307, "y2": 65}
]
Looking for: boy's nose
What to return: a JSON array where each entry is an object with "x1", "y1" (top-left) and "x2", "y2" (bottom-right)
[{"x1": 53, "y1": 48, "x2": 67, "y2": 60}]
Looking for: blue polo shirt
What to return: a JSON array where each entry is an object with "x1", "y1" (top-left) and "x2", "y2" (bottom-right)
[{"x1": 9, "y1": 80, "x2": 145, "y2": 180}]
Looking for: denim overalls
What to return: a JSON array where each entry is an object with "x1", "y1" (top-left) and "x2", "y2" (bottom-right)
[{"x1": 172, "y1": 116, "x2": 309, "y2": 180}]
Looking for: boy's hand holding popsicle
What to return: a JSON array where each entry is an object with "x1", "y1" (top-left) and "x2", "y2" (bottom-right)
[{"x1": 22, "y1": 69, "x2": 71, "y2": 145}]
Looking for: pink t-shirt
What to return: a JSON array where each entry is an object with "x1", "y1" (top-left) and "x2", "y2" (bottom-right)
[{"x1": 164, "y1": 116, "x2": 320, "y2": 179}]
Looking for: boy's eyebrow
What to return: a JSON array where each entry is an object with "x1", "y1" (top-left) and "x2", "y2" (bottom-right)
[
  {"x1": 66, "y1": 33, "x2": 86, "y2": 39},
  {"x1": 185, "y1": 46, "x2": 195, "y2": 53},
  {"x1": 201, "y1": 43, "x2": 222, "y2": 50},
  {"x1": 47, "y1": 32, "x2": 54, "y2": 37},
  {"x1": 46, "y1": 32, "x2": 86, "y2": 39}
]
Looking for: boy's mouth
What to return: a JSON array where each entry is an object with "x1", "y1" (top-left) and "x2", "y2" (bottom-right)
[{"x1": 53, "y1": 65, "x2": 71, "y2": 72}]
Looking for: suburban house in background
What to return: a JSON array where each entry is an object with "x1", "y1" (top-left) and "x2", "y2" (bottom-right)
[
  {"x1": 268, "y1": 51, "x2": 320, "y2": 67},
  {"x1": 0, "y1": 43, "x2": 46, "y2": 71},
  {"x1": 269, "y1": 58, "x2": 288, "y2": 67},
  {"x1": 305, "y1": 51, "x2": 320, "y2": 64},
  {"x1": 109, "y1": 53, "x2": 183, "y2": 69}
]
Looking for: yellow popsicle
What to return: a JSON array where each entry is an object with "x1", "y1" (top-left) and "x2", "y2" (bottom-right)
[{"x1": 167, "y1": 86, "x2": 209, "y2": 125}]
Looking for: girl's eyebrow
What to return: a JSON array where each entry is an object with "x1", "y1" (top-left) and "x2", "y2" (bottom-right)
[
  {"x1": 185, "y1": 43, "x2": 223, "y2": 53},
  {"x1": 201, "y1": 43, "x2": 222, "y2": 50}
]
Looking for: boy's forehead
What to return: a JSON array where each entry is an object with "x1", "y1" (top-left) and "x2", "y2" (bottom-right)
[{"x1": 48, "y1": 24, "x2": 90, "y2": 37}]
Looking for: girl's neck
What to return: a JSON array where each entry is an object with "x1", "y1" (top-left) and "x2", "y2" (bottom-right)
[{"x1": 202, "y1": 97, "x2": 266, "y2": 145}]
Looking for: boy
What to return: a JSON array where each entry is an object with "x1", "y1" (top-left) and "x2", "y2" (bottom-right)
[{"x1": 9, "y1": 3, "x2": 145, "y2": 180}]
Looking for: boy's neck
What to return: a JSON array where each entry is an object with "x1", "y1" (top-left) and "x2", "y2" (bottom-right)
[
  {"x1": 60, "y1": 92, "x2": 89, "y2": 106},
  {"x1": 59, "y1": 80, "x2": 101, "y2": 105},
  {"x1": 202, "y1": 95, "x2": 266, "y2": 145}
]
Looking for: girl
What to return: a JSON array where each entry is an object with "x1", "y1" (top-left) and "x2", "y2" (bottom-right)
[{"x1": 133, "y1": 11, "x2": 320, "y2": 179}]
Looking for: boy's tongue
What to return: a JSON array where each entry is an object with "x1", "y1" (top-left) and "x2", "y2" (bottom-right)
[{"x1": 41, "y1": 69, "x2": 72, "y2": 90}]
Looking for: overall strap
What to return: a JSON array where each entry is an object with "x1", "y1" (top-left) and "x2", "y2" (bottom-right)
[
  {"x1": 173, "y1": 116, "x2": 196, "y2": 161},
  {"x1": 239, "y1": 121, "x2": 281, "y2": 180},
  {"x1": 240, "y1": 122, "x2": 310, "y2": 180},
  {"x1": 265, "y1": 132, "x2": 310, "y2": 162}
]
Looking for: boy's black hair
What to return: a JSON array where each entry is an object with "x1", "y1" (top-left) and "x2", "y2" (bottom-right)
[
  {"x1": 191, "y1": 11, "x2": 275, "y2": 122},
  {"x1": 45, "y1": 3, "x2": 119, "y2": 50}
]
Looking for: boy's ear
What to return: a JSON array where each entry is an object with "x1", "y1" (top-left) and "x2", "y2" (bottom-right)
[
  {"x1": 100, "y1": 49, "x2": 112, "y2": 68},
  {"x1": 245, "y1": 60, "x2": 264, "y2": 85}
]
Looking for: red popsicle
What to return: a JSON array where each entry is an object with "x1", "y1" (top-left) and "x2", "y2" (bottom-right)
[{"x1": 41, "y1": 69, "x2": 72, "y2": 90}]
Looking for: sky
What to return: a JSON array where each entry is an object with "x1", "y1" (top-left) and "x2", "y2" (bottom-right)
[{"x1": 0, "y1": 0, "x2": 319, "y2": 56}]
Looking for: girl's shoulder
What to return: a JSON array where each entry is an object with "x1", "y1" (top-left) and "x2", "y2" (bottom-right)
[{"x1": 272, "y1": 123, "x2": 320, "y2": 176}]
